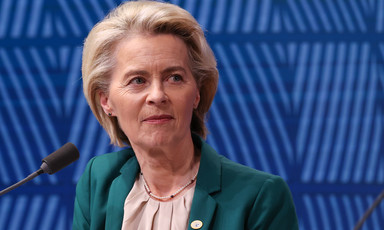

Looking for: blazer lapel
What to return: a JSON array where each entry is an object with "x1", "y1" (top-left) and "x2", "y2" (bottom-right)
[
  {"x1": 188, "y1": 136, "x2": 222, "y2": 229},
  {"x1": 106, "y1": 154, "x2": 140, "y2": 230},
  {"x1": 188, "y1": 187, "x2": 218, "y2": 230}
]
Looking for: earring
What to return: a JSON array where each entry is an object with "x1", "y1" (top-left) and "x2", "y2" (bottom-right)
[{"x1": 108, "y1": 112, "x2": 112, "y2": 116}]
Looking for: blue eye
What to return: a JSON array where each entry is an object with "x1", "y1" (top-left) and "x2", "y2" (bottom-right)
[
  {"x1": 130, "y1": 77, "x2": 145, "y2": 85},
  {"x1": 170, "y1": 74, "x2": 182, "y2": 82}
]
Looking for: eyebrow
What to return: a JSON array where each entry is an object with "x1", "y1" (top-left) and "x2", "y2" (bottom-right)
[
  {"x1": 123, "y1": 70, "x2": 149, "y2": 78},
  {"x1": 123, "y1": 66, "x2": 187, "y2": 78},
  {"x1": 160, "y1": 66, "x2": 187, "y2": 75}
]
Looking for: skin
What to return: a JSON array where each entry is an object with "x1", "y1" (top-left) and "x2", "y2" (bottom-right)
[{"x1": 100, "y1": 34, "x2": 201, "y2": 197}]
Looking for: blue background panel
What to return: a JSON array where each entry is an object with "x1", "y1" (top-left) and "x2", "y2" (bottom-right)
[{"x1": 1, "y1": 0, "x2": 384, "y2": 229}]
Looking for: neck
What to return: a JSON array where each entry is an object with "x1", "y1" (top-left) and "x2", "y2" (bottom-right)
[{"x1": 132, "y1": 134, "x2": 200, "y2": 197}]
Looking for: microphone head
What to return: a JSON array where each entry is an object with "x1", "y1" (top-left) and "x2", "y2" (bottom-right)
[{"x1": 41, "y1": 142, "x2": 80, "y2": 174}]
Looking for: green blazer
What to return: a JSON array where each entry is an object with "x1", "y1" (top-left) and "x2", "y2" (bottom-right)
[{"x1": 73, "y1": 136, "x2": 298, "y2": 230}]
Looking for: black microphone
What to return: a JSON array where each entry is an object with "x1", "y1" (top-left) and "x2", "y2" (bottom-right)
[{"x1": 0, "y1": 142, "x2": 79, "y2": 196}]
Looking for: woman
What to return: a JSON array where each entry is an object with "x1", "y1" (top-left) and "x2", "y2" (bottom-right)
[{"x1": 73, "y1": 1, "x2": 298, "y2": 230}]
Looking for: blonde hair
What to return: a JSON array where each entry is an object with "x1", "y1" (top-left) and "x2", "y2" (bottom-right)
[{"x1": 82, "y1": 1, "x2": 218, "y2": 147}]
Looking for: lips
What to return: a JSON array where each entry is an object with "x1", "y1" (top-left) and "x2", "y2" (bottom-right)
[{"x1": 142, "y1": 114, "x2": 174, "y2": 124}]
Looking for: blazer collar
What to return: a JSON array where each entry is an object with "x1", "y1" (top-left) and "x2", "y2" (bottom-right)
[
  {"x1": 188, "y1": 135, "x2": 222, "y2": 229},
  {"x1": 194, "y1": 135, "x2": 221, "y2": 193},
  {"x1": 105, "y1": 149, "x2": 139, "y2": 230}
]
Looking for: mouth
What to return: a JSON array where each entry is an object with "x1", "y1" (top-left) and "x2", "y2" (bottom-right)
[{"x1": 142, "y1": 114, "x2": 174, "y2": 124}]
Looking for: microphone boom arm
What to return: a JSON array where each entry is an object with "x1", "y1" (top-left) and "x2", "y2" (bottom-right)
[{"x1": 0, "y1": 168, "x2": 44, "y2": 196}]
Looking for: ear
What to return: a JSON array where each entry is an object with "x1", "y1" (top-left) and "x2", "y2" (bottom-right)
[
  {"x1": 99, "y1": 91, "x2": 113, "y2": 116},
  {"x1": 193, "y1": 90, "x2": 200, "y2": 109}
]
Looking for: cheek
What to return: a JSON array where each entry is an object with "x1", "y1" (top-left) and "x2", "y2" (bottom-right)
[
  {"x1": 179, "y1": 91, "x2": 198, "y2": 116},
  {"x1": 110, "y1": 94, "x2": 140, "y2": 125},
  {"x1": 121, "y1": 101, "x2": 140, "y2": 120},
  {"x1": 114, "y1": 104, "x2": 140, "y2": 140}
]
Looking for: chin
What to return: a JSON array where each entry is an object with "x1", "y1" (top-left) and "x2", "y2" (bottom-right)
[
  {"x1": 141, "y1": 133, "x2": 175, "y2": 147},
  {"x1": 132, "y1": 129, "x2": 188, "y2": 149}
]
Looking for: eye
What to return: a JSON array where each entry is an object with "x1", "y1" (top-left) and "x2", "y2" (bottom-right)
[
  {"x1": 169, "y1": 74, "x2": 183, "y2": 82},
  {"x1": 129, "y1": 77, "x2": 146, "y2": 85}
]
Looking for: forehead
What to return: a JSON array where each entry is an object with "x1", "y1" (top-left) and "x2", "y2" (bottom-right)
[{"x1": 113, "y1": 33, "x2": 190, "y2": 67}]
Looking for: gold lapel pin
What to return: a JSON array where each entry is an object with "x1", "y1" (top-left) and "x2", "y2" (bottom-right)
[{"x1": 191, "y1": 220, "x2": 203, "y2": 229}]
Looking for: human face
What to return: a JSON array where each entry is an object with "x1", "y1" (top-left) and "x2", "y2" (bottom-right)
[{"x1": 100, "y1": 34, "x2": 200, "y2": 149}]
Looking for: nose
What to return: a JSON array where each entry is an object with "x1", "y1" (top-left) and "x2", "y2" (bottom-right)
[{"x1": 146, "y1": 81, "x2": 168, "y2": 105}]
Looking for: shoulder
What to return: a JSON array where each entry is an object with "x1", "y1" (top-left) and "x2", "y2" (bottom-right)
[
  {"x1": 197, "y1": 135, "x2": 288, "y2": 194},
  {"x1": 219, "y1": 156, "x2": 288, "y2": 195},
  {"x1": 77, "y1": 148, "x2": 136, "y2": 188},
  {"x1": 88, "y1": 149, "x2": 134, "y2": 173},
  {"x1": 218, "y1": 157, "x2": 298, "y2": 229},
  {"x1": 73, "y1": 149, "x2": 136, "y2": 229}
]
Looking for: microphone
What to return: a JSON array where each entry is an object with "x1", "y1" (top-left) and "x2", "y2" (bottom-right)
[
  {"x1": 354, "y1": 189, "x2": 384, "y2": 230},
  {"x1": 0, "y1": 142, "x2": 79, "y2": 196},
  {"x1": 40, "y1": 142, "x2": 80, "y2": 174}
]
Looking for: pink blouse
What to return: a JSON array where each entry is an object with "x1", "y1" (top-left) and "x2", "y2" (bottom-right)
[{"x1": 121, "y1": 174, "x2": 196, "y2": 230}]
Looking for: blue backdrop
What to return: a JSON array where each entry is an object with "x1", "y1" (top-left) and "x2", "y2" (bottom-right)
[{"x1": 0, "y1": 0, "x2": 383, "y2": 229}]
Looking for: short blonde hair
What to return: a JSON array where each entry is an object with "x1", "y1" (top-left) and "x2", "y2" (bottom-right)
[{"x1": 82, "y1": 1, "x2": 218, "y2": 147}]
